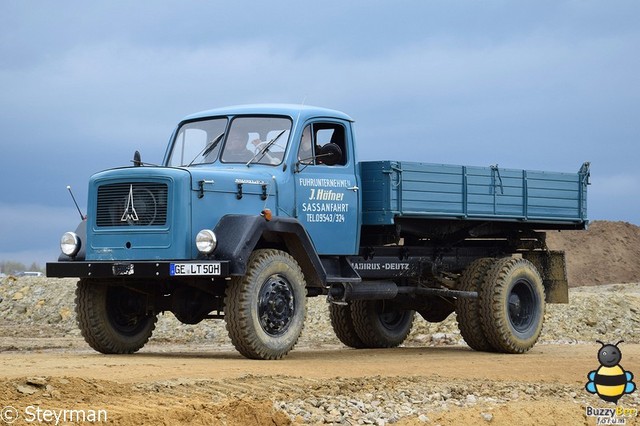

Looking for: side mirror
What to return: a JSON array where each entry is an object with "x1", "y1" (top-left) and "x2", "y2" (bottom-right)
[{"x1": 317, "y1": 143, "x2": 343, "y2": 166}]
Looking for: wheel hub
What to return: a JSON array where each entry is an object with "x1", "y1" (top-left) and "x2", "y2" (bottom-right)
[
  {"x1": 258, "y1": 275, "x2": 295, "y2": 336},
  {"x1": 508, "y1": 280, "x2": 536, "y2": 333},
  {"x1": 508, "y1": 293, "x2": 522, "y2": 317}
]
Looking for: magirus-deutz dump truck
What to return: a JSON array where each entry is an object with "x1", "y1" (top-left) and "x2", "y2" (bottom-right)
[{"x1": 47, "y1": 104, "x2": 590, "y2": 360}]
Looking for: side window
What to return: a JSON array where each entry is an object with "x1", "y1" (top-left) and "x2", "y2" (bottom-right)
[
  {"x1": 297, "y1": 125, "x2": 314, "y2": 164},
  {"x1": 297, "y1": 123, "x2": 347, "y2": 166}
]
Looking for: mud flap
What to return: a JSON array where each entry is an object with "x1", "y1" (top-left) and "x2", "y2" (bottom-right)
[{"x1": 522, "y1": 251, "x2": 569, "y2": 303}]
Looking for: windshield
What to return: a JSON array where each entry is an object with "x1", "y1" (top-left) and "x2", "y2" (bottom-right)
[
  {"x1": 221, "y1": 116, "x2": 291, "y2": 165},
  {"x1": 167, "y1": 118, "x2": 227, "y2": 167}
]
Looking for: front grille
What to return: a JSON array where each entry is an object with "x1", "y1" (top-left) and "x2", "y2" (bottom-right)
[{"x1": 96, "y1": 183, "x2": 168, "y2": 227}]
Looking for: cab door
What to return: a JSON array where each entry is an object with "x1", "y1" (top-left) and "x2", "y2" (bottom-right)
[{"x1": 294, "y1": 121, "x2": 360, "y2": 255}]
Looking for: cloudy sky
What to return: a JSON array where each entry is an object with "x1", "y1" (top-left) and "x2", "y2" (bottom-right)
[{"x1": 1, "y1": 1, "x2": 639, "y2": 266}]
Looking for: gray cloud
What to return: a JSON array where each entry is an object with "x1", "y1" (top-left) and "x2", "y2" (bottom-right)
[{"x1": 1, "y1": 1, "x2": 639, "y2": 264}]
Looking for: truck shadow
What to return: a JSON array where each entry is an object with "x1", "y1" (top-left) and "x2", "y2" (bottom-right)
[{"x1": 129, "y1": 344, "x2": 509, "y2": 361}]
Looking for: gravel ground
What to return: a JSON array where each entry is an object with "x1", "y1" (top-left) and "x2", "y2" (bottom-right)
[{"x1": 1, "y1": 277, "x2": 639, "y2": 349}]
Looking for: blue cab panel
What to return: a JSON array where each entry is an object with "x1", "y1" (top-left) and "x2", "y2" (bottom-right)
[{"x1": 86, "y1": 167, "x2": 193, "y2": 261}]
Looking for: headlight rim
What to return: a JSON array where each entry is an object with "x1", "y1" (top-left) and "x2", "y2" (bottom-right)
[
  {"x1": 195, "y1": 229, "x2": 217, "y2": 254},
  {"x1": 60, "y1": 231, "x2": 81, "y2": 257}
]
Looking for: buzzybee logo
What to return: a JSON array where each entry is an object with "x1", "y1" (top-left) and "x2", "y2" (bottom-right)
[{"x1": 585, "y1": 340, "x2": 636, "y2": 404}]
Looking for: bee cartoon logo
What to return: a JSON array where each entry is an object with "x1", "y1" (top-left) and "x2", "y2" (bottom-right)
[{"x1": 585, "y1": 340, "x2": 636, "y2": 403}]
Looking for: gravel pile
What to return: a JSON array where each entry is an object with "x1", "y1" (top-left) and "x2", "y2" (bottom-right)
[
  {"x1": 271, "y1": 376, "x2": 640, "y2": 425},
  {"x1": 1, "y1": 277, "x2": 638, "y2": 350},
  {"x1": 11, "y1": 373, "x2": 639, "y2": 425},
  {"x1": 126, "y1": 373, "x2": 640, "y2": 425}
]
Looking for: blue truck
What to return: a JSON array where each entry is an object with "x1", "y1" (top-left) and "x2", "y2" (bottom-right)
[{"x1": 47, "y1": 104, "x2": 590, "y2": 360}]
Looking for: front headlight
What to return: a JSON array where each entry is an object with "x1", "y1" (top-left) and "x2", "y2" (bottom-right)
[
  {"x1": 196, "y1": 229, "x2": 217, "y2": 254},
  {"x1": 60, "y1": 232, "x2": 81, "y2": 257}
]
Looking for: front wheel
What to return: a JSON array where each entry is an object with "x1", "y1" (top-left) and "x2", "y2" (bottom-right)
[
  {"x1": 224, "y1": 249, "x2": 307, "y2": 360},
  {"x1": 75, "y1": 280, "x2": 157, "y2": 354},
  {"x1": 479, "y1": 258, "x2": 545, "y2": 353}
]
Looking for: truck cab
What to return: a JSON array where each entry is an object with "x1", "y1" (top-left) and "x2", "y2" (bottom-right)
[
  {"x1": 76, "y1": 105, "x2": 359, "y2": 264},
  {"x1": 49, "y1": 105, "x2": 366, "y2": 359},
  {"x1": 166, "y1": 104, "x2": 361, "y2": 257}
]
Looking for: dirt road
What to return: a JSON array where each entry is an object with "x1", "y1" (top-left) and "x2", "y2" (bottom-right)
[{"x1": 1, "y1": 342, "x2": 639, "y2": 425}]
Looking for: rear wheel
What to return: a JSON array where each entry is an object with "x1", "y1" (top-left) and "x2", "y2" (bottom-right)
[
  {"x1": 329, "y1": 302, "x2": 366, "y2": 349},
  {"x1": 479, "y1": 258, "x2": 545, "y2": 353},
  {"x1": 351, "y1": 300, "x2": 415, "y2": 348},
  {"x1": 224, "y1": 249, "x2": 307, "y2": 360},
  {"x1": 75, "y1": 279, "x2": 157, "y2": 354},
  {"x1": 456, "y1": 258, "x2": 495, "y2": 351}
]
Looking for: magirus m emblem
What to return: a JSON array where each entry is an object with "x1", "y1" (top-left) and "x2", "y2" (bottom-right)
[{"x1": 121, "y1": 185, "x2": 139, "y2": 222}]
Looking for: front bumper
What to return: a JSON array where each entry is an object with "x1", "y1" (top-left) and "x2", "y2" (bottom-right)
[{"x1": 46, "y1": 260, "x2": 230, "y2": 279}]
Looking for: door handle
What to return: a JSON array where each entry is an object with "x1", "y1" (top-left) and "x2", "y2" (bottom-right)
[{"x1": 347, "y1": 186, "x2": 359, "y2": 191}]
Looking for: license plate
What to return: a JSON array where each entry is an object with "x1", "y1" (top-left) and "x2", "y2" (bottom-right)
[
  {"x1": 113, "y1": 263, "x2": 134, "y2": 276},
  {"x1": 170, "y1": 262, "x2": 222, "y2": 276}
]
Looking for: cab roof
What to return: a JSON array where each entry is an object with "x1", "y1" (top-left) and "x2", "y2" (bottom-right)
[{"x1": 182, "y1": 104, "x2": 354, "y2": 123}]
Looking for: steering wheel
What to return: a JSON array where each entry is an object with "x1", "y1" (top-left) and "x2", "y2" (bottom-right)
[
  {"x1": 253, "y1": 140, "x2": 285, "y2": 153},
  {"x1": 252, "y1": 140, "x2": 284, "y2": 164}
]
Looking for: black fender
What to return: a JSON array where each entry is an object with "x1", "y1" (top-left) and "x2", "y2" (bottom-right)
[
  {"x1": 58, "y1": 220, "x2": 87, "y2": 261},
  {"x1": 211, "y1": 214, "x2": 326, "y2": 287}
]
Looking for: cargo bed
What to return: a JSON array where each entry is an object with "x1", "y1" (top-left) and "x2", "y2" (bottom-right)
[{"x1": 360, "y1": 161, "x2": 590, "y2": 228}]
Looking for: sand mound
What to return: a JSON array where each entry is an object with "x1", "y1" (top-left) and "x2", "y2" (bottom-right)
[{"x1": 546, "y1": 220, "x2": 640, "y2": 286}]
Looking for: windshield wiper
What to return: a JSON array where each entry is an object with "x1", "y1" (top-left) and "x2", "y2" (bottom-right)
[
  {"x1": 246, "y1": 129, "x2": 287, "y2": 166},
  {"x1": 187, "y1": 132, "x2": 225, "y2": 167}
]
